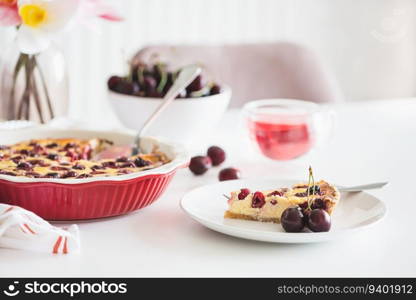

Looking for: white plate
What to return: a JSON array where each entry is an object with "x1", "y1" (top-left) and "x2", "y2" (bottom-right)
[{"x1": 180, "y1": 179, "x2": 387, "y2": 243}]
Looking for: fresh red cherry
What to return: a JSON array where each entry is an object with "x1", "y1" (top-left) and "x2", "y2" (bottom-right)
[
  {"x1": 281, "y1": 206, "x2": 305, "y2": 232},
  {"x1": 218, "y1": 167, "x2": 240, "y2": 181},
  {"x1": 210, "y1": 84, "x2": 222, "y2": 95},
  {"x1": 107, "y1": 76, "x2": 123, "y2": 90},
  {"x1": 186, "y1": 75, "x2": 204, "y2": 92},
  {"x1": 189, "y1": 156, "x2": 212, "y2": 175},
  {"x1": 207, "y1": 146, "x2": 226, "y2": 166},
  {"x1": 113, "y1": 80, "x2": 139, "y2": 95},
  {"x1": 308, "y1": 209, "x2": 331, "y2": 232}
]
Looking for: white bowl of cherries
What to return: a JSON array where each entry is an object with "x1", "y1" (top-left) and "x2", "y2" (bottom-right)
[{"x1": 108, "y1": 62, "x2": 231, "y2": 148}]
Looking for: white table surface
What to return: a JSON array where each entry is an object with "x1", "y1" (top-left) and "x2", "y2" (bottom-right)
[{"x1": 1, "y1": 99, "x2": 415, "y2": 277}]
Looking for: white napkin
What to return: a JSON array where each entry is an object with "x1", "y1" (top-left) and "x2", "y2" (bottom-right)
[{"x1": 0, "y1": 204, "x2": 80, "y2": 254}]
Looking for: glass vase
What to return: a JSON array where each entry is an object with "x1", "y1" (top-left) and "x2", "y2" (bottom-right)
[{"x1": 0, "y1": 41, "x2": 69, "y2": 123}]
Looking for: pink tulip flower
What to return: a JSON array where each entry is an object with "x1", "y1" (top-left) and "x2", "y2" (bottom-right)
[{"x1": 0, "y1": 0, "x2": 21, "y2": 26}]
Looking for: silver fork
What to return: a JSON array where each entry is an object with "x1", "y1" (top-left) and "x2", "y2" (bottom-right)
[{"x1": 337, "y1": 181, "x2": 388, "y2": 192}]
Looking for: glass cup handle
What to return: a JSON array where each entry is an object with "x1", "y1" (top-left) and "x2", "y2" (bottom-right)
[{"x1": 313, "y1": 107, "x2": 336, "y2": 148}]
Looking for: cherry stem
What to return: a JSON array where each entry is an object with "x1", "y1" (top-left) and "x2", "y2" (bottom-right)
[
  {"x1": 126, "y1": 64, "x2": 134, "y2": 82},
  {"x1": 156, "y1": 63, "x2": 168, "y2": 93},
  {"x1": 307, "y1": 166, "x2": 315, "y2": 210},
  {"x1": 17, "y1": 55, "x2": 33, "y2": 120}
]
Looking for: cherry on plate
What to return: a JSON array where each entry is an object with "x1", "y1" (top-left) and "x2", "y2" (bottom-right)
[
  {"x1": 307, "y1": 209, "x2": 331, "y2": 232},
  {"x1": 218, "y1": 167, "x2": 240, "y2": 181},
  {"x1": 189, "y1": 156, "x2": 212, "y2": 175},
  {"x1": 281, "y1": 206, "x2": 305, "y2": 233}
]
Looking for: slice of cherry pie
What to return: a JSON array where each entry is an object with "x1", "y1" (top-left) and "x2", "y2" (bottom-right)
[{"x1": 224, "y1": 180, "x2": 340, "y2": 223}]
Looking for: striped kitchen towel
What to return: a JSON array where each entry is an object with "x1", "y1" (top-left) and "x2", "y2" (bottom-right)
[{"x1": 0, "y1": 204, "x2": 80, "y2": 254}]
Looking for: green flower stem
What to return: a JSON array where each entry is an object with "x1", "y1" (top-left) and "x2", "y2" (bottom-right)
[
  {"x1": 12, "y1": 53, "x2": 53, "y2": 123},
  {"x1": 17, "y1": 54, "x2": 32, "y2": 120},
  {"x1": 30, "y1": 57, "x2": 45, "y2": 123},
  {"x1": 10, "y1": 53, "x2": 26, "y2": 119},
  {"x1": 33, "y1": 55, "x2": 54, "y2": 120}
]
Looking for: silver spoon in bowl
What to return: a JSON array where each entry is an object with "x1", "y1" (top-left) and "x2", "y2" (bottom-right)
[{"x1": 96, "y1": 64, "x2": 202, "y2": 160}]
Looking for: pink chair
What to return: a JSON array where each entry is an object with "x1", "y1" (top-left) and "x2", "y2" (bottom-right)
[{"x1": 133, "y1": 43, "x2": 343, "y2": 107}]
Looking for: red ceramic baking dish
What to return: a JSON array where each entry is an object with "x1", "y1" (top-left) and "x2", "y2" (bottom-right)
[{"x1": 0, "y1": 127, "x2": 188, "y2": 220}]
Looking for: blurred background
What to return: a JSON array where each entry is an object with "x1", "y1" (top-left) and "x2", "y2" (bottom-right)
[{"x1": 1, "y1": 0, "x2": 415, "y2": 121}]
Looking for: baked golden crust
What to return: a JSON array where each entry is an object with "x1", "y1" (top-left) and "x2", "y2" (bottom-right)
[
  {"x1": 224, "y1": 211, "x2": 281, "y2": 223},
  {"x1": 0, "y1": 138, "x2": 170, "y2": 179}
]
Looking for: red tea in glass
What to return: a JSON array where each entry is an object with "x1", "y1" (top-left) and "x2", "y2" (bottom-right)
[
  {"x1": 243, "y1": 99, "x2": 332, "y2": 161},
  {"x1": 248, "y1": 119, "x2": 312, "y2": 160}
]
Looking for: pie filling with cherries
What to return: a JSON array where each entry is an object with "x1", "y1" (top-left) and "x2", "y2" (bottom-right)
[
  {"x1": 224, "y1": 180, "x2": 340, "y2": 223},
  {"x1": 0, "y1": 138, "x2": 170, "y2": 179}
]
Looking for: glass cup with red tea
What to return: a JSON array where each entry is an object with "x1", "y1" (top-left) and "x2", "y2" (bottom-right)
[{"x1": 243, "y1": 99, "x2": 334, "y2": 161}]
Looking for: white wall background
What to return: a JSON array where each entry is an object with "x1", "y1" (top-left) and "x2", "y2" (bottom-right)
[{"x1": 1, "y1": 0, "x2": 415, "y2": 120}]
